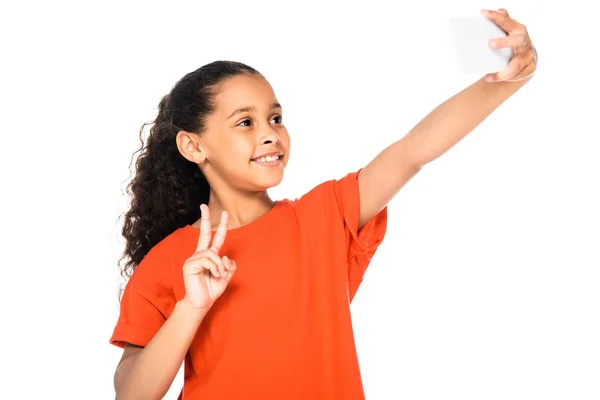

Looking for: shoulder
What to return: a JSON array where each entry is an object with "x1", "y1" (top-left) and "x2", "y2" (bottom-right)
[
  {"x1": 129, "y1": 226, "x2": 191, "y2": 288},
  {"x1": 284, "y1": 170, "x2": 361, "y2": 212},
  {"x1": 275, "y1": 171, "x2": 361, "y2": 230},
  {"x1": 139, "y1": 228, "x2": 184, "y2": 266}
]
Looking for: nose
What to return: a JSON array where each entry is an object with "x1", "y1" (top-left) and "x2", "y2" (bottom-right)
[{"x1": 259, "y1": 126, "x2": 280, "y2": 145}]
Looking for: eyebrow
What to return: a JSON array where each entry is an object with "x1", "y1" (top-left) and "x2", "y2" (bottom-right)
[{"x1": 227, "y1": 103, "x2": 282, "y2": 120}]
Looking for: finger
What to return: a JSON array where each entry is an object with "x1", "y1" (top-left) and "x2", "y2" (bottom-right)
[
  {"x1": 217, "y1": 253, "x2": 227, "y2": 278},
  {"x1": 486, "y1": 55, "x2": 529, "y2": 82},
  {"x1": 186, "y1": 257, "x2": 220, "y2": 278},
  {"x1": 505, "y1": 60, "x2": 536, "y2": 82},
  {"x1": 481, "y1": 9, "x2": 519, "y2": 33},
  {"x1": 209, "y1": 210, "x2": 229, "y2": 253},
  {"x1": 200, "y1": 258, "x2": 220, "y2": 279},
  {"x1": 189, "y1": 251, "x2": 226, "y2": 278},
  {"x1": 489, "y1": 33, "x2": 528, "y2": 50},
  {"x1": 188, "y1": 249, "x2": 226, "y2": 274},
  {"x1": 223, "y1": 255, "x2": 232, "y2": 270},
  {"x1": 222, "y1": 255, "x2": 230, "y2": 280},
  {"x1": 223, "y1": 256, "x2": 237, "y2": 281},
  {"x1": 196, "y1": 204, "x2": 212, "y2": 251}
]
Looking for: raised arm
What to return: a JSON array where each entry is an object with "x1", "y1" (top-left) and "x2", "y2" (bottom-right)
[{"x1": 357, "y1": 9, "x2": 537, "y2": 228}]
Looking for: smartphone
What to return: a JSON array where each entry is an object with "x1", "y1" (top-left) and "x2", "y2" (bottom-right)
[{"x1": 450, "y1": 16, "x2": 513, "y2": 74}]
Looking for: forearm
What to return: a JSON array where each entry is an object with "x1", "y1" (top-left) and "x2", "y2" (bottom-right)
[
  {"x1": 357, "y1": 10, "x2": 537, "y2": 226},
  {"x1": 400, "y1": 76, "x2": 529, "y2": 166},
  {"x1": 115, "y1": 300, "x2": 208, "y2": 400},
  {"x1": 357, "y1": 76, "x2": 530, "y2": 225}
]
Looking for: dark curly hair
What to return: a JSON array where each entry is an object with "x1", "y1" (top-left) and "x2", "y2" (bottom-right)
[{"x1": 118, "y1": 60, "x2": 261, "y2": 290}]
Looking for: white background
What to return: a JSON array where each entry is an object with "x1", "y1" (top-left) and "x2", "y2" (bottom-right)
[{"x1": 1, "y1": 0, "x2": 599, "y2": 399}]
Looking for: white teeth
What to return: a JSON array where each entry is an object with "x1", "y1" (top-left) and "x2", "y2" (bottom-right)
[{"x1": 256, "y1": 155, "x2": 280, "y2": 162}]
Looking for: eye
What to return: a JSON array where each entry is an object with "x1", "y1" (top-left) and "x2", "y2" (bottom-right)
[
  {"x1": 237, "y1": 119, "x2": 252, "y2": 127},
  {"x1": 271, "y1": 115, "x2": 283, "y2": 124}
]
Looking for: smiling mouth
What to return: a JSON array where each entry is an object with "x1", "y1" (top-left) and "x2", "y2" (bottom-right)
[{"x1": 251, "y1": 153, "x2": 283, "y2": 166}]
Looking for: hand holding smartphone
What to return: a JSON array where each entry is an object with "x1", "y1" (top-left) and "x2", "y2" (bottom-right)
[{"x1": 450, "y1": 16, "x2": 514, "y2": 75}]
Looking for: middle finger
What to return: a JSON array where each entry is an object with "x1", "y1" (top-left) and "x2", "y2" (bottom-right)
[
  {"x1": 489, "y1": 33, "x2": 527, "y2": 50},
  {"x1": 209, "y1": 210, "x2": 230, "y2": 253}
]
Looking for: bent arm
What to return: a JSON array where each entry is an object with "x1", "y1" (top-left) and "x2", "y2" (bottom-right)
[{"x1": 114, "y1": 300, "x2": 208, "y2": 399}]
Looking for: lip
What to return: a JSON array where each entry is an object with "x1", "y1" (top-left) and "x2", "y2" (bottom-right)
[{"x1": 251, "y1": 151, "x2": 284, "y2": 161}]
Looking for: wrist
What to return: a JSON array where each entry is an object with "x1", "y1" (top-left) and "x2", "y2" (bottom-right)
[{"x1": 176, "y1": 298, "x2": 211, "y2": 320}]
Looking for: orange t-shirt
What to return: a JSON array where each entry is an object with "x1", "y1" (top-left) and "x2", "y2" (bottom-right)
[{"x1": 110, "y1": 170, "x2": 387, "y2": 399}]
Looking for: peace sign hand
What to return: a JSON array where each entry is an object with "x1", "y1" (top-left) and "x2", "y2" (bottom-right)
[
  {"x1": 182, "y1": 204, "x2": 237, "y2": 311},
  {"x1": 483, "y1": 9, "x2": 538, "y2": 83}
]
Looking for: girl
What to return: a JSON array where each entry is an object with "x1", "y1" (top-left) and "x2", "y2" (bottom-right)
[{"x1": 111, "y1": 9, "x2": 537, "y2": 400}]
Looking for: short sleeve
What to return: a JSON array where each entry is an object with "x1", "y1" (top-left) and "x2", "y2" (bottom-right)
[
  {"x1": 333, "y1": 170, "x2": 388, "y2": 300},
  {"x1": 109, "y1": 243, "x2": 176, "y2": 349}
]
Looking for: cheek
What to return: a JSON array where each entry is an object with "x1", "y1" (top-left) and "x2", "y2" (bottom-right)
[
  {"x1": 280, "y1": 129, "x2": 291, "y2": 150},
  {"x1": 280, "y1": 130, "x2": 291, "y2": 164},
  {"x1": 227, "y1": 134, "x2": 256, "y2": 162}
]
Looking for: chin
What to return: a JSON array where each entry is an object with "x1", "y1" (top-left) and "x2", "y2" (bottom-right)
[{"x1": 249, "y1": 168, "x2": 285, "y2": 191}]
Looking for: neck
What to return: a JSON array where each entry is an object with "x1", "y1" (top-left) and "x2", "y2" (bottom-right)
[{"x1": 206, "y1": 187, "x2": 274, "y2": 230}]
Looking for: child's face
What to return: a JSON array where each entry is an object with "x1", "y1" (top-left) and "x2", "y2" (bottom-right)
[{"x1": 200, "y1": 74, "x2": 290, "y2": 192}]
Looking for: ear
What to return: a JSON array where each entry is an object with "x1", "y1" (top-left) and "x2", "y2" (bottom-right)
[{"x1": 176, "y1": 130, "x2": 207, "y2": 164}]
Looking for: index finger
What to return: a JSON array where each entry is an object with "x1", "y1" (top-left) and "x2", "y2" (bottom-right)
[
  {"x1": 209, "y1": 210, "x2": 229, "y2": 253},
  {"x1": 482, "y1": 9, "x2": 519, "y2": 33},
  {"x1": 196, "y1": 204, "x2": 212, "y2": 251}
]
